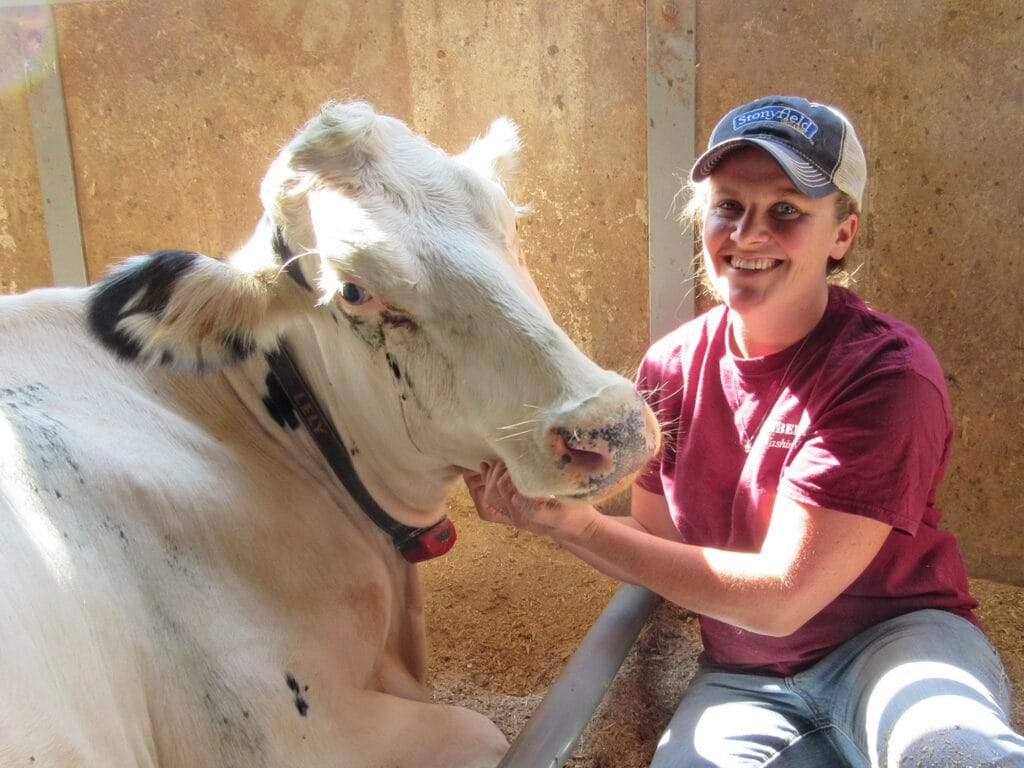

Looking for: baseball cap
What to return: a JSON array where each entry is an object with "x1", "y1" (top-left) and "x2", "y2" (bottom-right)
[{"x1": 691, "y1": 96, "x2": 866, "y2": 210}]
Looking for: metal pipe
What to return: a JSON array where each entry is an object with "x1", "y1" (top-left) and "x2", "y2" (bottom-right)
[
  {"x1": 17, "y1": 4, "x2": 89, "y2": 286},
  {"x1": 647, "y1": 0, "x2": 696, "y2": 340},
  {"x1": 497, "y1": 583, "x2": 663, "y2": 768}
]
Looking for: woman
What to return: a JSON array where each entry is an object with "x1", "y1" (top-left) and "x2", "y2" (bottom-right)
[{"x1": 465, "y1": 96, "x2": 1024, "y2": 766}]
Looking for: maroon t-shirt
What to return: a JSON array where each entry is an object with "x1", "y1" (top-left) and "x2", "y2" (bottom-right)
[{"x1": 636, "y1": 286, "x2": 978, "y2": 675}]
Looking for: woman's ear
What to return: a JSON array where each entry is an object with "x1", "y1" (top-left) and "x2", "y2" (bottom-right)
[{"x1": 832, "y1": 212, "x2": 859, "y2": 261}]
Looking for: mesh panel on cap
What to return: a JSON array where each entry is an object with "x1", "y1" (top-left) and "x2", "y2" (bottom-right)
[{"x1": 824, "y1": 106, "x2": 866, "y2": 208}]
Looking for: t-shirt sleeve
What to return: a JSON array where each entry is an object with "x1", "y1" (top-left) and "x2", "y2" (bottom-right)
[{"x1": 779, "y1": 370, "x2": 951, "y2": 534}]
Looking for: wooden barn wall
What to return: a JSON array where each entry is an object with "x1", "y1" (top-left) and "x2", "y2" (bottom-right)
[{"x1": 1, "y1": 0, "x2": 1020, "y2": 584}]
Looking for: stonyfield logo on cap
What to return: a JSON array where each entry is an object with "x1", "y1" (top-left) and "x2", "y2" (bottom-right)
[{"x1": 733, "y1": 106, "x2": 819, "y2": 140}]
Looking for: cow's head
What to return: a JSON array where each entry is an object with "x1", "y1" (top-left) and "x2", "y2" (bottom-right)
[{"x1": 88, "y1": 102, "x2": 659, "y2": 514}]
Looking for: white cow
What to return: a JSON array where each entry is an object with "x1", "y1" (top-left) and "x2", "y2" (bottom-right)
[{"x1": 0, "y1": 101, "x2": 659, "y2": 767}]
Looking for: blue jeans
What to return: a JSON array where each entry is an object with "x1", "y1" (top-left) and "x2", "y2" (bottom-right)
[{"x1": 650, "y1": 610, "x2": 1024, "y2": 767}]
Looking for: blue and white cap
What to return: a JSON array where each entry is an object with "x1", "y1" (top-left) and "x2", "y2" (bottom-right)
[{"x1": 691, "y1": 96, "x2": 867, "y2": 210}]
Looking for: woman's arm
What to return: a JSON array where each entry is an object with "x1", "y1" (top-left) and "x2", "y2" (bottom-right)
[
  {"x1": 549, "y1": 485, "x2": 684, "y2": 583},
  {"x1": 467, "y1": 464, "x2": 891, "y2": 637}
]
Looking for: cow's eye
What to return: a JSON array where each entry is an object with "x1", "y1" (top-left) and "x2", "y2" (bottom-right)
[{"x1": 339, "y1": 282, "x2": 372, "y2": 306}]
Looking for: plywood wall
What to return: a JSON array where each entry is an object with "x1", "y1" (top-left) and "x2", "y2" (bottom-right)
[{"x1": 1, "y1": 0, "x2": 1020, "y2": 583}]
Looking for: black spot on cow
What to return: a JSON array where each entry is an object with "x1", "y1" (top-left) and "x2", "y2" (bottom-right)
[
  {"x1": 1, "y1": 383, "x2": 85, "y2": 486},
  {"x1": 262, "y1": 371, "x2": 299, "y2": 430},
  {"x1": 285, "y1": 672, "x2": 309, "y2": 717},
  {"x1": 273, "y1": 227, "x2": 312, "y2": 292},
  {"x1": 87, "y1": 250, "x2": 201, "y2": 360},
  {"x1": 220, "y1": 333, "x2": 256, "y2": 363},
  {"x1": 345, "y1": 314, "x2": 385, "y2": 350},
  {"x1": 97, "y1": 516, "x2": 132, "y2": 549},
  {"x1": 386, "y1": 353, "x2": 401, "y2": 381}
]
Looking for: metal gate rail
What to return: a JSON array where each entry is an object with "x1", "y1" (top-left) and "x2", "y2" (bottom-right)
[{"x1": 497, "y1": 584, "x2": 662, "y2": 768}]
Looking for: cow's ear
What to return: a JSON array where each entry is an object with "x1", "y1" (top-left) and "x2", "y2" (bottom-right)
[
  {"x1": 258, "y1": 101, "x2": 389, "y2": 268},
  {"x1": 262, "y1": 101, "x2": 384, "y2": 204},
  {"x1": 87, "y1": 249, "x2": 295, "y2": 372},
  {"x1": 455, "y1": 117, "x2": 521, "y2": 186}
]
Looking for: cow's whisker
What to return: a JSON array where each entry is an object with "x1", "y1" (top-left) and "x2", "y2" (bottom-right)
[
  {"x1": 498, "y1": 418, "x2": 541, "y2": 431},
  {"x1": 494, "y1": 429, "x2": 534, "y2": 442},
  {"x1": 274, "y1": 248, "x2": 319, "y2": 278},
  {"x1": 637, "y1": 381, "x2": 685, "y2": 405}
]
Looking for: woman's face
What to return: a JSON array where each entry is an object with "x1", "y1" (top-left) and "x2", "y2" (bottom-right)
[{"x1": 702, "y1": 145, "x2": 857, "y2": 322}]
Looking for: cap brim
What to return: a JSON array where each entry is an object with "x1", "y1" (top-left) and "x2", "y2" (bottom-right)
[{"x1": 690, "y1": 138, "x2": 838, "y2": 199}]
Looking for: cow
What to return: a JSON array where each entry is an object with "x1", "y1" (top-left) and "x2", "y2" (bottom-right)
[{"x1": 0, "y1": 101, "x2": 659, "y2": 767}]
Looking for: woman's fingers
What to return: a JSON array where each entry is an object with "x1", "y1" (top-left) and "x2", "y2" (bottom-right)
[{"x1": 466, "y1": 461, "x2": 577, "y2": 535}]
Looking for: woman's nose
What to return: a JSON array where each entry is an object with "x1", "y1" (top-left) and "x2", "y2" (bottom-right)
[{"x1": 731, "y1": 209, "x2": 769, "y2": 245}]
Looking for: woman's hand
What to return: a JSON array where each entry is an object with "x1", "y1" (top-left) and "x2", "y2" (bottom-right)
[
  {"x1": 461, "y1": 461, "x2": 597, "y2": 542},
  {"x1": 462, "y1": 462, "x2": 509, "y2": 524}
]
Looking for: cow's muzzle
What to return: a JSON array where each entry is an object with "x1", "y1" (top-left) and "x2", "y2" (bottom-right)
[{"x1": 543, "y1": 386, "x2": 661, "y2": 500}]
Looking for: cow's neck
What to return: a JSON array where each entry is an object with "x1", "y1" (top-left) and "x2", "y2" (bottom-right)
[
  {"x1": 262, "y1": 342, "x2": 457, "y2": 561},
  {"x1": 224, "y1": 346, "x2": 456, "y2": 534}
]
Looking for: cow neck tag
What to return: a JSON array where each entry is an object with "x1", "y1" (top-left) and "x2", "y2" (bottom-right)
[
  {"x1": 265, "y1": 343, "x2": 456, "y2": 562},
  {"x1": 395, "y1": 516, "x2": 457, "y2": 562}
]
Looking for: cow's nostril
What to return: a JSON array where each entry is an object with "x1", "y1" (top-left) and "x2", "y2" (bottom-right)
[
  {"x1": 564, "y1": 446, "x2": 614, "y2": 475},
  {"x1": 548, "y1": 427, "x2": 615, "y2": 476}
]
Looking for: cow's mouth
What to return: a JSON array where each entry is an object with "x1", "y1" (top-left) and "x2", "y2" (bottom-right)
[{"x1": 564, "y1": 466, "x2": 643, "y2": 503}]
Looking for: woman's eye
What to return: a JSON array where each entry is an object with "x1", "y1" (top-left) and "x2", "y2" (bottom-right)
[
  {"x1": 709, "y1": 200, "x2": 740, "y2": 217},
  {"x1": 339, "y1": 282, "x2": 372, "y2": 306},
  {"x1": 773, "y1": 202, "x2": 802, "y2": 219}
]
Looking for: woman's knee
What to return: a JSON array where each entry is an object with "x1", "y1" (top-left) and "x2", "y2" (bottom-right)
[
  {"x1": 890, "y1": 724, "x2": 1024, "y2": 767},
  {"x1": 873, "y1": 695, "x2": 1024, "y2": 767}
]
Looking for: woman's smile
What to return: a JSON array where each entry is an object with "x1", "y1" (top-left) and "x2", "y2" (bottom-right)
[{"x1": 726, "y1": 255, "x2": 783, "y2": 272}]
